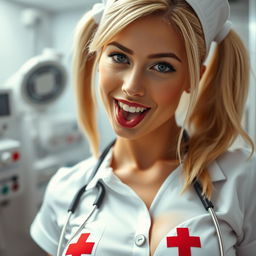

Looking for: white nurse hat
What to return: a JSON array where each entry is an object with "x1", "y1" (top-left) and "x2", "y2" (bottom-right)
[
  {"x1": 90, "y1": 0, "x2": 232, "y2": 53},
  {"x1": 185, "y1": 0, "x2": 231, "y2": 52},
  {"x1": 91, "y1": 2, "x2": 105, "y2": 24}
]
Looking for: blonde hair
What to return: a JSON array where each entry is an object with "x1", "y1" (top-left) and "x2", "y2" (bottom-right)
[{"x1": 73, "y1": 0, "x2": 254, "y2": 197}]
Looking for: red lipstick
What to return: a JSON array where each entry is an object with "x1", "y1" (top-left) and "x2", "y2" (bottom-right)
[{"x1": 114, "y1": 100, "x2": 150, "y2": 128}]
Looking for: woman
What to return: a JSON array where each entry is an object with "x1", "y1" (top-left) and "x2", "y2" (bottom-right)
[{"x1": 31, "y1": 0, "x2": 256, "y2": 255}]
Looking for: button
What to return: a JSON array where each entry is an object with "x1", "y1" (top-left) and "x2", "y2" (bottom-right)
[
  {"x1": 1, "y1": 152, "x2": 12, "y2": 165},
  {"x1": 12, "y1": 152, "x2": 20, "y2": 161},
  {"x1": 12, "y1": 183, "x2": 19, "y2": 191},
  {"x1": 135, "y1": 234, "x2": 146, "y2": 246},
  {"x1": 11, "y1": 176, "x2": 19, "y2": 191},
  {"x1": 2, "y1": 185, "x2": 9, "y2": 195},
  {"x1": 12, "y1": 181, "x2": 19, "y2": 191},
  {"x1": 12, "y1": 176, "x2": 18, "y2": 182}
]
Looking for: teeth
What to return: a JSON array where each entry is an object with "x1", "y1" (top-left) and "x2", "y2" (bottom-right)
[{"x1": 118, "y1": 101, "x2": 147, "y2": 113}]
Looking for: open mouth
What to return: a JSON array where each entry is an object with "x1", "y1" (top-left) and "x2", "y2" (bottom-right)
[{"x1": 114, "y1": 99, "x2": 150, "y2": 128}]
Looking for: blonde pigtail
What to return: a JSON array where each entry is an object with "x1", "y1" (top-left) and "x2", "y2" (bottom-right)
[
  {"x1": 183, "y1": 30, "x2": 254, "y2": 197},
  {"x1": 72, "y1": 12, "x2": 100, "y2": 157}
]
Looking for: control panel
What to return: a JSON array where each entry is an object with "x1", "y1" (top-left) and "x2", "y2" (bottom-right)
[
  {"x1": 0, "y1": 139, "x2": 21, "y2": 200},
  {"x1": 0, "y1": 90, "x2": 22, "y2": 202}
]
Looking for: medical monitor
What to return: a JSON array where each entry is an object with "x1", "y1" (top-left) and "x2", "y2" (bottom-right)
[{"x1": 0, "y1": 93, "x2": 10, "y2": 117}]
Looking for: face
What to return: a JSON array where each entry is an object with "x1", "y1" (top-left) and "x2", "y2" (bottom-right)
[{"x1": 98, "y1": 14, "x2": 190, "y2": 140}]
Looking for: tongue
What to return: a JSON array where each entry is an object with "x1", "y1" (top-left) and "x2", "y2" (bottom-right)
[{"x1": 123, "y1": 110, "x2": 141, "y2": 121}]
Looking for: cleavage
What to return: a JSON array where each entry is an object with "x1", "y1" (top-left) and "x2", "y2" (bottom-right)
[{"x1": 149, "y1": 211, "x2": 187, "y2": 256}]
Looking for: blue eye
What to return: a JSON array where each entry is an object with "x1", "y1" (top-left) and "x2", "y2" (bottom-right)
[
  {"x1": 153, "y1": 62, "x2": 175, "y2": 73},
  {"x1": 109, "y1": 53, "x2": 129, "y2": 64}
]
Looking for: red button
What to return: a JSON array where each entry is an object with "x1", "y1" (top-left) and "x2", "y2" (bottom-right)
[
  {"x1": 12, "y1": 182, "x2": 19, "y2": 191},
  {"x1": 12, "y1": 152, "x2": 20, "y2": 161}
]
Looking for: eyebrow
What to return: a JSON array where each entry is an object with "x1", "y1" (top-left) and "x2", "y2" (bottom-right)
[{"x1": 107, "y1": 41, "x2": 182, "y2": 63}]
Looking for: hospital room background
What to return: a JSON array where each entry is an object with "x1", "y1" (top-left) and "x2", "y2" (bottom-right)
[{"x1": 0, "y1": 0, "x2": 255, "y2": 255}]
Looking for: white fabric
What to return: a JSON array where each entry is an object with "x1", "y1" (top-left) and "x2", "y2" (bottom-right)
[
  {"x1": 185, "y1": 0, "x2": 231, "y2": 52},
  {"x1": 214, "y1": 21, "x2": 233, "y2": 43},
  {"x1": 30, "y1": 147, "x2": 256, "y2": 256},
  {"x1": 91, "y1": 3, "x2": 105, "y2": 24},
  {"x1": 91, "y1": 0, "x2": 232, "y2": 54}
]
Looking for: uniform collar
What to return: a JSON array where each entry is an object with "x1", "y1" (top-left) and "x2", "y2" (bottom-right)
[
  {"x1": 86, "y1": 147, "x2": 114, "y2": 191},
  {"x1": 208, "y1": 160, "x2": 226, "y2": 182},
  {"x1": 86, "y1": 147, "x2": 226, "y2": 191}
]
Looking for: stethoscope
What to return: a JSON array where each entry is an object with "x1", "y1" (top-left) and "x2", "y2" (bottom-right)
[{"x1": 57, "y1": 140, "x2": 225, "y2": 256}]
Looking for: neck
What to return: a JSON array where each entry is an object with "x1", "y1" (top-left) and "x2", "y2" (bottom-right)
[{"x1": 112, "y1": 120, "x2": 181, "y2": 171}]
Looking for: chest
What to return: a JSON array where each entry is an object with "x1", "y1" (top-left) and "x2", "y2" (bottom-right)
[
  {"x1": 62, "y1": 178, "x2": 239, "y2": 256},
  {"x1": 113, "y1": 170, "x2": 183, "y2": 255}
]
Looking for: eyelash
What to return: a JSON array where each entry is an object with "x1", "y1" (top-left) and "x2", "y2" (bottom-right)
[{"x1": 108, "y1": 52, "x2": 176, "y2": 73}]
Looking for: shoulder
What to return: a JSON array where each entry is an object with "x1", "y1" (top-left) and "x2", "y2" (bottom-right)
[
  {"x1": 211, "y1": 147, "x2": 256, "y2": 196},
  {"x1": 214, "y1": 148, "x2": 256, "y2": 250},
  {"x1": 46, "y1": 155, "x2": 98, "y2": 204},
  {"x1": 52, "y1": 156, "x2": 97, "y2": 184},
  {"x1": 215, "y1": 147, "x2": 256, "y2": 178}
]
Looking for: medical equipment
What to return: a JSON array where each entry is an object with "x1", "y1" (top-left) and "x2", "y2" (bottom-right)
[
  {"x1": 5, "y1": 48, "x2": 66, "y2": 112},
  {"x1": 0, "y1": 90, "x2": 22, "y2": 202},
  {"x1": 3, "y1": 48, "x2": 88, "y2": 210},
  {"x1": 1, "y1": 50, "x2": 89, "y2": 256},
  {"x1": 57, "y1": 140, "x2": 225, "y2": 256}
]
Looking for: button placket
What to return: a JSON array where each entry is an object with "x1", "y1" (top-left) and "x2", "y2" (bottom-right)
[{"x1": 132, "y1": 209, "x2": 151, "y2": 255}]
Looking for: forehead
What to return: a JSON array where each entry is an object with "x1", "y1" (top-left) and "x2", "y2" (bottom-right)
[{"x1": 104, "y1": 14, "x2": 186, "y2": 58}]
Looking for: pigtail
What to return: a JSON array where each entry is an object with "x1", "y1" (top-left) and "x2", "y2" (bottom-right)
[
  {"x1": 72, "y1": 11, "x2": 99, "y2": 157},
  {"x1": 183, "y1": 30, "x2": 254, "y2": 197}
]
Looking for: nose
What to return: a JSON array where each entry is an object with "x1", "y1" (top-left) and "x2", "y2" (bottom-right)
[{"x1": 121, "y1": 68, "x2": 145, "y2": 97}]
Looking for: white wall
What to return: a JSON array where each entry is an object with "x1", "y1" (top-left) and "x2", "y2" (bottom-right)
[
  {"x1": 0, "y1": 0, "x2": 53, "y2": 86},
  {"x1": 50, "y1": 8, "x2": 87, "y2": 115},
  {"x1": 230, "y1": 0, "x2": 249, "y2": 46}
]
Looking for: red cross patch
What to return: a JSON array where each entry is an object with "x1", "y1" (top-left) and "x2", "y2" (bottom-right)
[
  {"x1": 65, "y1": 233, "x2": 95, "y2": 256},
  {"x1": 166, "y1": 228, "x2": 201, "y2": 256}
]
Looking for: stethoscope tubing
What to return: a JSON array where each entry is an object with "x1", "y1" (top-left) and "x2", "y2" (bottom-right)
[
  {"x1": 57, "y1": 140, "x2": 225, "y2": 256},
  {"x1": 208, "y1": 207, "x2": 224, "y2": 256},
  {"x1": 57, "y1": 211, "x2": 72, "y2": 256},
  {"x1": 193, "y1": 180, "x2": 224, "y2": 256},
  {"x1": 57, "y1": 180, "x2": 105, "y2": 256},
  {"x1": 57, "y1": 205, "x2": 99, "y2": 256}
]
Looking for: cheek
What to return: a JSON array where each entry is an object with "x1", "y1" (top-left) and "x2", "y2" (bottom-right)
[
  {"x1": 99, "y1": 63, "x2": 109, "y2": 93},
  {"x1": 152, "y1": 72, "x2": 190, "y2": 107},
  {"x1": 152, "y1": 84, "x2": 184, "y2": 107},
  {"x1": 99, "y1": 68, "x2": 114, "y2": 106},
  {"x1": 98, "y1": 59, "x2": 121, "y2": 97},
  {"x1": 98, "y1": 62, "x2": 111, "y2": 114}
]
